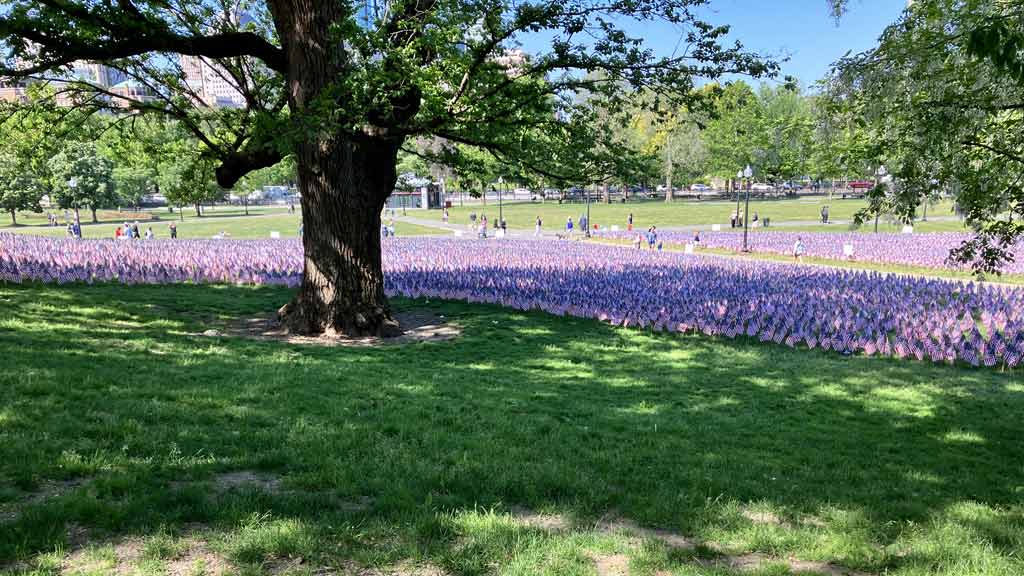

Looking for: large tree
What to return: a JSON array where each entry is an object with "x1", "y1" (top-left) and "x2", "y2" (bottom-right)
[
  {"x1": 48, "y1": 141, "x2": 116, "y2": 223},
  {"x1": 0, "y1": 0, "x2": 773, "y2": 335},
  {"x1": 829, "y1": 0, "x2": 1024, "y2": 273}
]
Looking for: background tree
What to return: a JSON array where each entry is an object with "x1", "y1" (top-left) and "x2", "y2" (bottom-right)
[
  {"x1": 0, "y1": 0, "x2": 774, "y2": 335},
  {"x1": 0, "y1": 153, "x2": 44, "y2": 225},
  {"x1": 48, "y1": 142, "x2": 116, "y2": 223},
  {"x1": 830, "y1": 0, "x2": 1024, "y2": 273}
]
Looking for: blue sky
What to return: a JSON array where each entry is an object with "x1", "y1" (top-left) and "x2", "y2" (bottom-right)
[
  {"x1": 694, "y1": 0, "x2": 907, "y2": 84},
  {"x1": 518, "y1": 0, "x2": 907, "y2": 87}
]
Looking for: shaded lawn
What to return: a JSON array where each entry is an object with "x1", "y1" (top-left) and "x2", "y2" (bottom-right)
[
  {"x1": 0, "y1": 283, "x2": 1021, "y2": 575},
  {"x1": 442, "y1": 196, "x2": 959, "y2": 232}
]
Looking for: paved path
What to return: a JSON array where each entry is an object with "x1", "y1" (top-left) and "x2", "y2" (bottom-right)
[{"x1": 392, "y1": 213, "x2": 964, "y2": 237}]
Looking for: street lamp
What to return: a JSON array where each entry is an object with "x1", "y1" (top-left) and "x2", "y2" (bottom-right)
[
  {"x1": 874, "y1": 165, "x2": 887, "y2": 233},
  {"x1": 735, "y1": 170, "x2": 743, "y2": 227},
  {"x1": 742, "y1": 165, "x2": 753, "y2": 251},
  {"x1": 497, "y1": 176, "x2": 504, "y2": 228},
  {"x1": 585, "y1": 184, "x2": 592, "y2": 238}
]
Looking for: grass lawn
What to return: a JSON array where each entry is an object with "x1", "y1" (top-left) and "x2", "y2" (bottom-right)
[
  {"x1": 1, "y1": 283, "x2": 1022, "y2": 576},
  {"x1": 441, "y1": 196, "x2": 960, "y2": 232},
  {"x1": 1, "y1": 212, "x2": 446, "y2": 240}
]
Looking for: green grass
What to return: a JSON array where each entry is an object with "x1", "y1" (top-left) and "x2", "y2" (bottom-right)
[
  {"x1": 1, "y1": 210, "x2": 446, "y2": 239},
  {"x1": 442, "y1": 196, "x2": 961, "y2": 232},
  {"x1": 1, "y1": 283, "x2": 1022, "y2": 575}
]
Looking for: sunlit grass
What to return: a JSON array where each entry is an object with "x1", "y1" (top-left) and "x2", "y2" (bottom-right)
[{"x1": 0, "y1": 282, "x2": 1020, "y2": 575}]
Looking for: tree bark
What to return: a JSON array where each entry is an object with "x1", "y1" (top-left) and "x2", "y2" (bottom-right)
[
  {"x1": 91, "y1": 207, "x2": 98, "y2": 223},
  {"x1": 9, "y1": 209, "x2": 15, "y2": 225},
  {"x1": 195, "y1": 203, "x2": 202, "y2": 217},
  {"x1": 278, "y1": 137, "x2": 402, "y2": 337},
  {"x1": 269, "y1": 0, "x2": 406, "y2": 337}
]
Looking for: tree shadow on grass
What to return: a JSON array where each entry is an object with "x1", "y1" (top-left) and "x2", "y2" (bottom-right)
[{"x1": 0, "y1": 282, "x2": 1021, "y2": 574}]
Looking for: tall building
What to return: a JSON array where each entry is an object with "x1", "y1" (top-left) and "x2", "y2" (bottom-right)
[{"x1": 180, "y1": 55, "x2": 246, "y2": 108}]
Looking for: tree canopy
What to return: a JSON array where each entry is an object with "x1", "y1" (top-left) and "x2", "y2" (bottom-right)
[{"x1": 829, "y1": 0, "x2": 1024, "y2": 272}]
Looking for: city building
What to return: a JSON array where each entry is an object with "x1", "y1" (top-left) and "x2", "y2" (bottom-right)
[{"x1": 180, "y1": 55, "x2": 247, "y2": 109}]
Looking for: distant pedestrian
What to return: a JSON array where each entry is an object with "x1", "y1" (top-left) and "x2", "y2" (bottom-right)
[
  {"x1": 793, "y1": 237, "x2": 805, "y2": 262},
  {"x1": 633, "y1": 233, "x2": 642, "y2": 249},
  {"x1": 145, "y1": 227, "x2": 153, "y2": 239},
  {"x1": 646, "y1": 226, "x2": 657, "y2": 249},
  {"x1": 693, "y1": 230, "x2": 700, "y2": 243},
  {"x1": 627, "y1": 213, "x2": 633, "y2": 231},
  {"x1": 730, "y1": 212, "x2": 737, "y2": 228},
  {"x1": 534, "y1": 216, "x2": 542, "y2": 236},
  {"x1": 478, "y1": 221, "x2": 487, "y2": 238},
  {"x1": 821, "y1": 205, "x2": 829, "y2": 224},
  {"x1": 169, "y1": 222, "x2": 178, "y2": 239},
  {"x1": 566, "y1": 216, "x2": 574, "y2": 237},
  {"x1": 500, "y1": 218, "x2": 507, "y2": 236},
  {"x1": 443, "y1": 208, "x2": 449, "y2": 223},
  {"x1": 115, "y1": 227, "x2": 122, "y2": 239},
  {"x1": 132, "y1": 222, "x2": 140, "y2": 238}
]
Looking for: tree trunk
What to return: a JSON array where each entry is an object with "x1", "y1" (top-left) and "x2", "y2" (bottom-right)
[
  {"x1": 91, "y1": 207, "x2": 98, "y2": 223},
  {"x1": 278, "y1": 138, "x2": 401, "y2": 337},
  {"x1": 268, "y1": 0, "x2": 413, "y2": 337},
  {"x1": 195, "y1": 203, "x2": 202, "y2": 217},
  {"x1": 9, "y1": 209, "x2": 15, "y2": 225},
  {"x1": 244, "y1": 196, "x2": 249, "y2": 216}
]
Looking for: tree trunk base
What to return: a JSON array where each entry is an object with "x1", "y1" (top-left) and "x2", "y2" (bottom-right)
[{"x1": 278, "y1": 297, "x2": 402, "y2": 338}]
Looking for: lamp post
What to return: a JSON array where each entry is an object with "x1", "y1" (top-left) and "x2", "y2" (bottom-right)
[
  {"x1": 742, "y1": 164, "x2": 753, "y2": 251},
  {"x1": 735, "y1": 170, "x2": 743, "y2": 227},
  {"x1": 585, "y1": 184, "x2": 592, "y2": 238},
  {"x1": 874, "y1": 165, "x2": 887, "y2": 233},
  {"x1": 497, "y1": 176, "x2": 504, "y2": 227},
  {"x1": 67, "y1": 177, "x2": 81, "y2": 224}
]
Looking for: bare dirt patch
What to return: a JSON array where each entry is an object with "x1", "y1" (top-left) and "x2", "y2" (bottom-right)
[
  {"x1": 505, "y1": 511, "x2": 874, "y2": 576},
  {"x1": 589, "y1": 553, "x2": 630, "y2": 576},
  {"x1": 213, "y1": 470, "x2": 282, "y2": 493},
  {"x1": 198, "y1": 310, "x2": 460, "y2": 347},
  {"x1": 596, "y1": 517, "x2": 697, "y2": 550},
  {"x1": 741, "y1": 509, "x2": 790, "y2": 528},
  {"x1": 0, "y1": 478, "x2": 90, "y2": 523},
  {"x1": 62, "y1": 538, "x2": 142, "y2": 576},
  {"x1": 509, "y1": 506, "x2": 571, "y2": 531},
  {"x1": 167, "y1": 541, "x2": 231, "y2": 576}
]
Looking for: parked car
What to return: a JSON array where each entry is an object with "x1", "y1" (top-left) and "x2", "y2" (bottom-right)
[
  {"x1": 750, "y1": 183, "x2": 774, "y2": 192},
  {"x1": 690, "y1": 183, "x2": 711, "y2": 192}
]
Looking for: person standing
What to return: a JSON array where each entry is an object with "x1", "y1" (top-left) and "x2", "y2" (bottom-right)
[
  {"x1": 443, "y1": 208, "x2": 449, "y2": 223},
  {"x1": 566, "y1": 216, "x2": 574, "y2": 237},
  {"x1": 793, "y1": 237, "x2": 806, "y2": 262},
  {"x1": 534, "y1": 215, "x2": 542, "y2": 236},
  {"x1": 145, "y1": 227, "x2": 154, "y2": 239},
  {"x1": 627, "y1": 213, "x2": 633, "y2": 231},
  {"x1": 646, "y1": 226, "x2": 657, "y2": 249},
  {"x1": 169, "y1": 222, "x2": 178, "y2": 239},
  {"x1": 821, "y1": 205, "x2": 829, "y2": 224}
]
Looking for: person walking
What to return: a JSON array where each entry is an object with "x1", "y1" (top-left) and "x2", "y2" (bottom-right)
[
  {"x1": 169, "y1": 222, "x2": 177, "y2": 239},
  {"x1": 627, "y1": 213, "x2": 633, "y2": 231},
  {"x1": 793, "y1": 236, "x2": 806, "y2": 262},
  {"x1": 633, "y1": 232, "x2": 642, "y2": 249},
  {"x1": 443, "y1": 208, "x2": 449, "y2": 223},
  {"x1": 534, "y1": 215, "x2": 542, "y2": 236},
  {"x1": 646, "y1": 226, "x2": 657, "y2": 249},
  {"x1": 566, "y1": 216, "x2": 574, "y2": 237},
  {"x1": 821, "y1": 205, "x2": 829, "y2": 224},
  {"x1": 145, "y1": 227, "x2": 154, "y2": 239}
]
